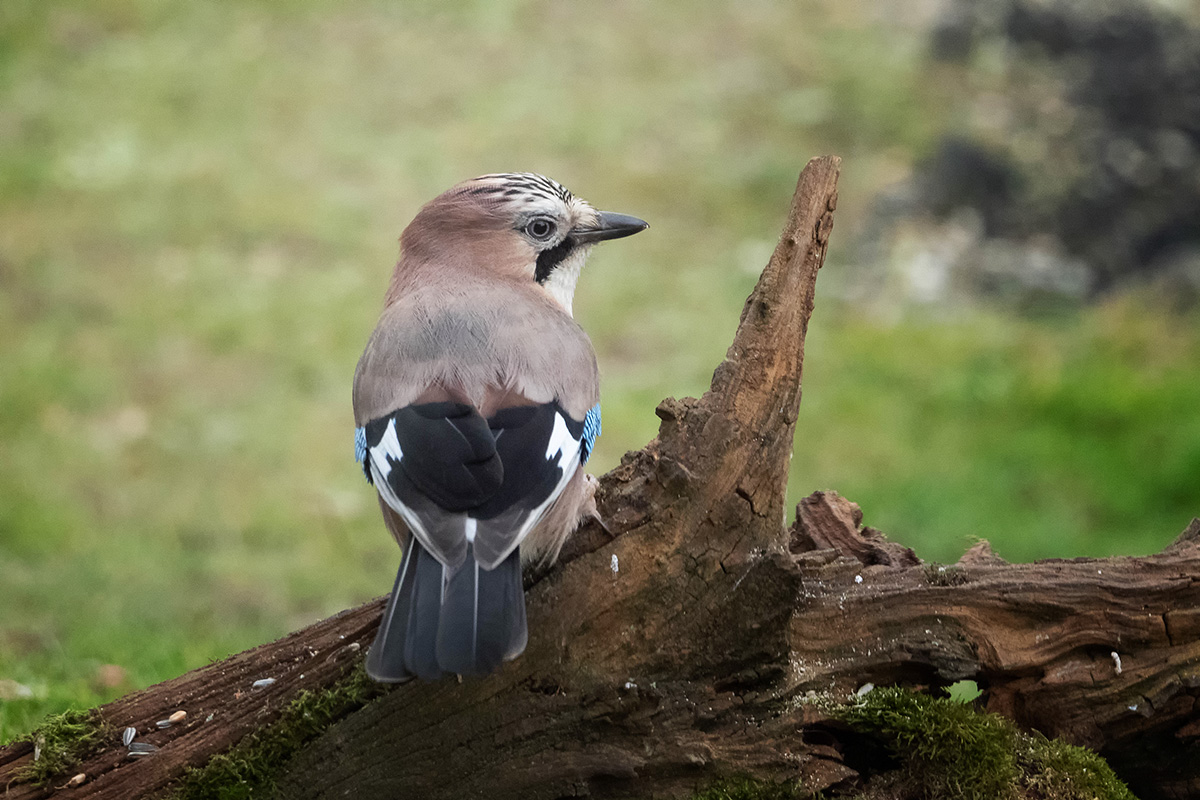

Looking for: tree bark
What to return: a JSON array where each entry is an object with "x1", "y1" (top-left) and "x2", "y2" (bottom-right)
[{"x1": 3, "y1": 156, "x2": 1199, "y2": 800}]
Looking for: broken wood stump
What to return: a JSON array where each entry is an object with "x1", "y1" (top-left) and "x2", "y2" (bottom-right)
[{"x1": 2, "y1": 156, "x2": 1198, "y2": 800}]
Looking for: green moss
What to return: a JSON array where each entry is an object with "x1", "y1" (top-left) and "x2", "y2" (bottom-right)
[
  {"x1": 14, "y1": 708, "x2": 109, "y2": 785},
  {"x1": 690, "y1": 776, "x2": 807, "y2": 800},
  {"x1": 168, "y1": 663, "x2": 380, "y2": 800},
  {"x1": 834, "y1": 688, "x2": 1137, "y2": 800},
  {"x1": 1019, "y1": 733, "x2": 1139, "y2": 800},
  {"x1": 836, "y1": 687, "x2": 1016, "y2": 800},
  {"x1": 923, "y1": 563, "x2": 969, "y2": 586}
]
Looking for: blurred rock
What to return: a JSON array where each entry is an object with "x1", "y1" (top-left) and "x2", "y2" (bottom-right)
[
  {"x1": 858, "y1": 0, "x2": 1200, "y2": 309},
  {"x1": 0, "y1": 679, "x2": 35, "y2": 700},
  {"x1": 916, "y1": 137, "x2": 1023, "y2": 237}
]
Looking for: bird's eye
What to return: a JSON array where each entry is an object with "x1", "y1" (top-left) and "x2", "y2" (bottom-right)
[{"x1": 525, "y1": 218, "x2": 556, "y2": 241}]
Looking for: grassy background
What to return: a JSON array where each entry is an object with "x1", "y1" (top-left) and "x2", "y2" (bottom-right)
[{"x1": 2, "y1": 0, "x2": 1198, "y2": 741}]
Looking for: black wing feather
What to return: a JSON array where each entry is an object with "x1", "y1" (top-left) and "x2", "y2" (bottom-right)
[{"x1": 365, "y1": 402, "x2": 503, "y2": 512}]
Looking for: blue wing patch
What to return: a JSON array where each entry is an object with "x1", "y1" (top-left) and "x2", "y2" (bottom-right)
[
  {"x1": 581, "y1": 403, "x2": 601, "y2": 463},
  {"x1": 355, "y1": 425, "x2": 372, "y2": 483}
]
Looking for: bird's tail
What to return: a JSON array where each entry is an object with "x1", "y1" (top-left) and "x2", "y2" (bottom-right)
[{"x1": 365, "y1": 539, "x2": 528, "y2": 683}]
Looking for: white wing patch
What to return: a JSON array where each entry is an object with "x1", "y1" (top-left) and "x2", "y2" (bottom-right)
[
  {"x1": 370, "y1": 418, "x2": 405, "y2": 481},
  {"x1": 545, "y1": 411, "x2": 577, "y2": 460},
  {"x1": 370, "y1": 460, "x2": 430, "y2": 538},
  {"x1": 470, "y1": 451, "x2": 581, "y2": 571},
  {"x1": 472, "y1": 409, "x2": 582, "y2": 568}
]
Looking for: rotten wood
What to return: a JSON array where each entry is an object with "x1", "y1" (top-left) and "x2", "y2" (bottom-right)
[{"x1": 2, "y1": 155, "x2": 1198, "y2": 800}]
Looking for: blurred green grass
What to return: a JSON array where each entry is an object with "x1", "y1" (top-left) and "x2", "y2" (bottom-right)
[{"x1": 2, "y1": 0, "x2": 1198, "y2": 741}]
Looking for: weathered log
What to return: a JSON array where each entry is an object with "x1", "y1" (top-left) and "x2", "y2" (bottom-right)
[
  {"x1": 2, "y1": 156, "x2": 1198, "y2": 800},
  {"x1": 0, "y1": 603, "x2": 382, "y2": 799}
]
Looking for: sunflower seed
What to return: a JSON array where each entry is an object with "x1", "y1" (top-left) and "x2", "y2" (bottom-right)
[
  {"x1": 251, "y1": 678, "x2": 276, "y2": 689},
  {"x1": 121, "y1": 727, "x2": 137, "y2": 746}
]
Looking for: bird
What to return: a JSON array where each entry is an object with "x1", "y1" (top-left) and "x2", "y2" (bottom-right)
[{"x1": 353, "y1": 173, "x2": 647, "y2": 682}]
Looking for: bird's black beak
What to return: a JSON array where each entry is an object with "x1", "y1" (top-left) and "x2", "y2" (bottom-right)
[{"x1": 572, "y1": 211, "x2": 649, "y2": 243}]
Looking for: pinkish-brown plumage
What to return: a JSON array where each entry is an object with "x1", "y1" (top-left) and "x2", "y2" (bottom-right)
[{"x1": 353, "y1": 173, "x2": 645, "y2": 682}]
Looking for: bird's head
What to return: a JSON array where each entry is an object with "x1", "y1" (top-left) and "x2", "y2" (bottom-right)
[{"x1": 395, "y1": 173, "x2": 647, "y2": 315}]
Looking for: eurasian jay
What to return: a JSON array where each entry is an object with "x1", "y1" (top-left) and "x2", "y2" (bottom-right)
[{"x1": 353, "y1": 173, "x2": 647, "y2": 682}]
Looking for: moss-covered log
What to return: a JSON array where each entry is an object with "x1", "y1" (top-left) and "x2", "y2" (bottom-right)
[{"x1": 2, "y1": 156, "x2": 1198, "y2": 800}]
